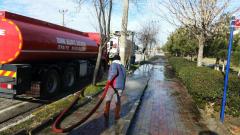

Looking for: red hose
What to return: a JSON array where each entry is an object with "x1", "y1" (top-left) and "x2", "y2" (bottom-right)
[{"x1": 52, "y1": 82, "x2": 119, "y2": 133}]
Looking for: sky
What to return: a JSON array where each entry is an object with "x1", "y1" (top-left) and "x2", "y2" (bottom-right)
[
  {"x1": 0, "y1": 0, "x2": 240, "y2": 45},
  {"x1": 0, "y1": 0, "x2": 174, "y2": 45}
]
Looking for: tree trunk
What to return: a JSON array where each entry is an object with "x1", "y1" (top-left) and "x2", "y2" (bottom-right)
[
  {"x1": 197, "y1": 33, "x2": 205, "y2": 67},
  {"x1": 143, "y1": 51, "x2": 146, "y2": 61},
  {"x1": 222, "y1": 60, "x2": 225, "y2": 72},
  {"x1": 120, "y1": 0, "x2": 129, "y2": 66},
  {"x1": 91, "y1": 0, "x2": 112, "y2": 85},
  {"x1": 214, "y1": 57, "x2": 220, "y2": 71},
  {"x1": 92, "y1": 46, "x2": 103, "y2": 85}
]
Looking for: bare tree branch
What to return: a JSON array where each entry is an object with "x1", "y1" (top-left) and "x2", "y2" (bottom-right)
[
  {"x1": 138, "y1": 21, "x2": 159, "y2": 59},
  {"x1": 158, "y1": 0, "x2": 234, "y2": 66},
  {"x1": 75, "y1": 0, "x2": 113, "y2": 85}
]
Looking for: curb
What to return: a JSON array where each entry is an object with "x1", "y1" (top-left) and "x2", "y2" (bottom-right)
[
  {"x1": 123, "y1": 78, "x2": 150, "y2": 135},
  {"x1": 103, "y1": 77, "x2": 151, "y2": 135}
]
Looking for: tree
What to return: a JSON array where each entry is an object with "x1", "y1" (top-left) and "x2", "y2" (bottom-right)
[
  {"x1": 92, "y1": 0, "x2": 112, "y2": 85},
  {"x1": 163, "y1": 27, "x2": 198, "y2": 58},
  {"x1": 230, "y1": 34, "x2": 240, "y2": 67},
  {"x1": 76, "y1": 0, "x2": 113, "y2": 85},
  {"x1": 160, "y1": 0, "x2": 232, "y2": 67},
  {"x1": 138, "y1": 21, "x2": 159, "y2": 60}
]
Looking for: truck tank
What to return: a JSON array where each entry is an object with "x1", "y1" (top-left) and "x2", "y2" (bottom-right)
[{"x1": 0, "y1": 11, "x2": 99, "y2": 64}]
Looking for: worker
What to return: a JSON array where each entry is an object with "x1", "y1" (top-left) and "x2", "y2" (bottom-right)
[{"x1": 104, "y1": 55, "x2": 126, "y2": 124}]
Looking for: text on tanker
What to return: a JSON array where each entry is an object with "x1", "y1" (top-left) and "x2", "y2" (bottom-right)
[{"x1": 56, "y1": 37, "x2": 87, "y2": 51}]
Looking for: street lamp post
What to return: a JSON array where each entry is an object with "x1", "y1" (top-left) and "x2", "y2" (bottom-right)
[{"x1": 59, "y1": 9, "x2": 68, "y2": 27}]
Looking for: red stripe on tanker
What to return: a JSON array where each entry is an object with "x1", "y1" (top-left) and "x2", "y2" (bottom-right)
[{"x1": 0, "y1": 11, "x2": 99, "y2": 64}]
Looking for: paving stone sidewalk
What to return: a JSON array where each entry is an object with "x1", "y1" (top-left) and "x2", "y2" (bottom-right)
[{"x1": 128, "y1": 59, "x2": 219, "y2": 135}]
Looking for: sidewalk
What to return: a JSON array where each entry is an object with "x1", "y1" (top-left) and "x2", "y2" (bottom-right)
[
  {"x1": 37, "y1": 64, "x2": 152, "y2": 135},
  {"x1": 128, "y1": 59, "x2": 216, "y2": 135}
]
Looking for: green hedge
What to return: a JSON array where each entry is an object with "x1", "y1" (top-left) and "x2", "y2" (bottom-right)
[{"x1": 169, "y1": 57, "x2": 240, "y2": 116}]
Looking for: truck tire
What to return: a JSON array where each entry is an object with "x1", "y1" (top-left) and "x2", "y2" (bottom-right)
[
  {"x1": 62, "y1": 67, "x2": 76, "y2": 89},
  {"x1": 41, "y1": 69, "x2": 60, "y2": 98}
]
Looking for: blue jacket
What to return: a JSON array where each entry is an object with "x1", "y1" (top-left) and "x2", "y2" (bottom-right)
[{"x1": 108, "y1": 60, "x2": 126, "y2": 90}]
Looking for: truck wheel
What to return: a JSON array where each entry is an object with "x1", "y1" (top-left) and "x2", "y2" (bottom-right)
[
  {"x1": 62, "y1": 67, "x2": 76, "y2": 89},
  {"x1": 41, "y1": 69, "x2": 60, "y2": 98}
]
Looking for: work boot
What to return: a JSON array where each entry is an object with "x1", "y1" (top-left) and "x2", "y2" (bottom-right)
[
  {"x1": 115, "y1": 102, "x2": 121, "y2": 120},
  {"x1": 104, "y1": 101, "x2": 110, "y2": 125}
]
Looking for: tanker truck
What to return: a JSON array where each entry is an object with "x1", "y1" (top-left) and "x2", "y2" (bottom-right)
[{"x1": 0, "y1": 11, "x2": 107, "y2": 98}]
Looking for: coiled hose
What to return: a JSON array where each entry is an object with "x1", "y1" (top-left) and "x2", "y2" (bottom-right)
[{"x1": 52, "y1": 82, "x2": 119, "y2": 133}]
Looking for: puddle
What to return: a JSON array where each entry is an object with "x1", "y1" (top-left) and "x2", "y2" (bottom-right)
[
  {"x1": 131, "y1": 64, "x2": 153, "y2": 79},
  {"x1": 148, "y1": 64, "x2": 175, "y2": 81}
]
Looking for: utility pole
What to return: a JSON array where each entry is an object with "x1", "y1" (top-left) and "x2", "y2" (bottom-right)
[
  {"x1": 120, "y1": 0, "x2": 129, "y2": 66},
  {"x1": 131, "y1": 31, "x2": 135, "y2": 54},
  {"x1": 128, "y1": 31, "x2": 135, "y2": 70},
  {"x1": 59, "y1": 9, "x2": 68, "y2": 27}
]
